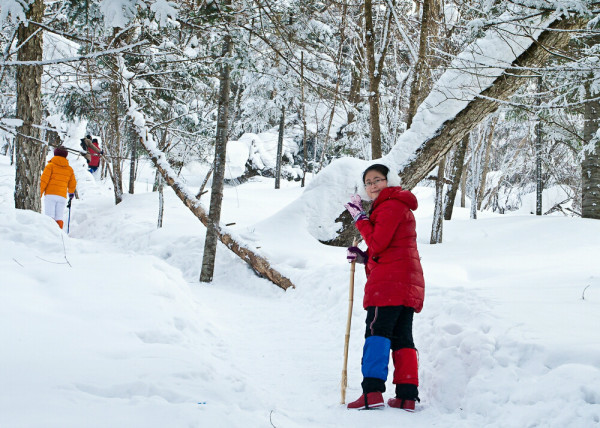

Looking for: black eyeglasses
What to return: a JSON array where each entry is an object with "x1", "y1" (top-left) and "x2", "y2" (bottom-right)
[{"x1": 364, "y1": 178, "x2": 387, "y2": 188}]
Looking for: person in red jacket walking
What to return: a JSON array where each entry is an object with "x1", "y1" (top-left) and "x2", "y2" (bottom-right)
[
  {"x1": 40, "y1": 146, "x2": 77, "y2": 229},
  {"x1": 344, "y1": 163, "x2": 425, "y2": 411},
  {"x1": 80, "y1": 135, "x2": 102, "y2": 173}
]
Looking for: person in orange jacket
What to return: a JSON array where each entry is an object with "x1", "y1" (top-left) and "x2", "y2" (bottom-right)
[{"x1": 40, "y1": 146, "x2": 77, "y2": 229}]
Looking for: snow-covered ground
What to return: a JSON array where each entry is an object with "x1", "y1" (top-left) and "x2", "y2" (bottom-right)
[{"x1": 1, "y1": 153, "x2": 599, "y2": 428}]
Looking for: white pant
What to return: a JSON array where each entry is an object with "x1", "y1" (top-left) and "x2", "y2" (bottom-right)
[{"x1": 44, "y1": 194, "x2": 67, "y2": 221}]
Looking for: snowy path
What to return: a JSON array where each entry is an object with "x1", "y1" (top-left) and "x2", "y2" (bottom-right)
[{"x1": 2, "y1": 156, "x2": 599, "y2": 428}]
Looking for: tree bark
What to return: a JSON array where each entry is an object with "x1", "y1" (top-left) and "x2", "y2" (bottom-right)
[
  {"x1": 397, "y1": 17, "x2": 587, "y2": 190},
  {"x1": 14, "y1": 0, "x2": 45, "y2": 212},
  {"x1": 300, "y1": 51, "x2": 308, "y2": 187},
  {"x1": 535, "y1": 76, "x2": 543, "y2": 215},
  {"x1": 129, "y1": 137, "x2": 139, "y2": 194},
  {"x1": 444, "y1": 134, "x2": 468, "y2": 220},
  {"x1": 582, "y1": 76, "x2": 600, "y2": 219},
  {"x1": 406, "y1": 0, "x2": 441, "y2": 128},
  {"x1": 477, "y1": 115, "x2": 498, "y2": 210},
  {"x1": 364, "y1": 0, "x2": 392, "y2": 159},
  {"x1": 200, "y1": 31, "x2": 233, "y2": 283},
  {"x1": 275, "y1": 106, "x2": 285, "y2": 189},
  {"x1": 430, "y1": 156, "x2": 446, "y2": 243},
  {"x1": 157, "y1": 175, "x2": 164, "y2": 228}
]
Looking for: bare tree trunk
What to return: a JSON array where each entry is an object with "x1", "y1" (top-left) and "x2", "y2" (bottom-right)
[
  {"x1": 535, "y1": 76, "x2": 543, "y2": 216},
  {"x1": 364, "y1": 0, "x2": 391, "y2": 159},
  {"x1": 444, "y1": 134, "x2": 468, "y2": 219},
  {"x1": 430, "y1": 156, "x2": 446, "y2": 243},
  {"x1": 406, "y1": 0, "x2": 441, "y2": 128},
  {"x1": 14, "y1": 0, "x2": 45, "y2": 212},
  {"x1": 477, "y1": 115, "x2": 498, "y2": 210},
  {"x1": 275, "y1": 106, "x2": 285, "y2": 189},
  {"x1": 470, "y1": 141, "x2": 479, "y2": 220},
  {"x1": 200, "y1": 30, "x2": 233, "y2": 283},
  {"x1": 108, "y1": 74, "x2": 124, "y2": 204},
  {"x1": 460, "y1": 160, "x2": 467, "y2": 208},
  {"x1": 346, "y1": 52, "x2": 362, "y2": 127},
  {"x1": 582, "y1": 76, "x2": 600, "y2": 219},
  {"x1": 300, "y1": 51, "x2": 308, "y2": 187},
  {"x1": 129, "y1": 137, "x2": 138, "y2": 194},
  {"x1": 157, "y1": 175, "x2": 164, "y2": 228}
]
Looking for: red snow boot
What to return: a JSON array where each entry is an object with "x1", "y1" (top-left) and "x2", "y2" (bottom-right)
[
  {"x1": 387, "y1": 397, "x2": 416, "y2": 411},
  {"x1": 347, "y1": 392, "x2": 384, "y2": 410}
]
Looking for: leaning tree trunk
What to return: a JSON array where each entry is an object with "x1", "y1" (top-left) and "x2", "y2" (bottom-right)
[
  {"x1": 396, "y1": 17, "x2": 587, "y2": 190},
  {"x1": 444, "y1": 134, "x2": 469, "y2": 220},
  {"x1": 142, "y1": 147, "x2": 295, "y2": 290},
  {"x1": 327, "y1": 17, "x2": 588, "y2": 247},
  {"x1": 200, "y1": 31, "x2": 233, "y2": 283},
  {"x1": 14, "y1": 0, "x2": 45, "y2": 212},
  {"x1": 582, "y1": 77, "x2": 600, "y2": 219}
]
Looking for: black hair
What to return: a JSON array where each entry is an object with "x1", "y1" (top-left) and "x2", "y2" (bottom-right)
[{"x1": 362, "y1": 164, "x2": 389, "y2": 183}]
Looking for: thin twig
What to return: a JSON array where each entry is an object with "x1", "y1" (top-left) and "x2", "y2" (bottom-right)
[
  {"x1": 582, "y1": 284, "x2": 592, "y2": 300},
  {"x1": 13, "y1": 258, "x2": 24, "y2": 267},
  {"x1": 269, "y1": 410, "x2": 277, "y2": 428}
]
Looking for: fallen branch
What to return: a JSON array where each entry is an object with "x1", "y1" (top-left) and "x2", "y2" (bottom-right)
[{"x1": 142, "y1": 145, "x2": 295, "y2": 291}]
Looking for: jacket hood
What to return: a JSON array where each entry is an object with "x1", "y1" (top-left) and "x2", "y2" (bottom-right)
[
  {"x1": 372, "y1": 186, "x2": 418, "y2": 211},
  {"x1": 50, "y1": 156, "x2": 69, "y2": 166}
]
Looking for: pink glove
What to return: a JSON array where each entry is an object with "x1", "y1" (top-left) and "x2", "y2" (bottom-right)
[
  {"x1": 347, "y1": 246, "x2": 367, "y2": 264},
  {"x1": 344, "y1": 194, "x2": 368, "y2": 222}
]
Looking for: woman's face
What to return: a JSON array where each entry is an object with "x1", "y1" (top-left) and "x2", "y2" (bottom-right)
[{"x1": 364, "y1": 170, "x2": 388, "y2": 201}]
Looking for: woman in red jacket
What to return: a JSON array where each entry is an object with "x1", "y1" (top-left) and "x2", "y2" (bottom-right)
[{"x1": 344, "y1": 164, "x2": 425, "y2": 411}]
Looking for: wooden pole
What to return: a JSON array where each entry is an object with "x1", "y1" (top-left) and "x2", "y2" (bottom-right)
[{"x1": 341, "y1": 238, "x2": 358, "y2": 404}]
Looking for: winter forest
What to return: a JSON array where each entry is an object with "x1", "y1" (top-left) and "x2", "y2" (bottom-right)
[{"x1": 1, "y1": 0, "x2": 600, "y2": 427}]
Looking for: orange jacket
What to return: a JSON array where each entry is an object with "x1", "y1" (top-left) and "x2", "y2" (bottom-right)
[{"x1": 40, "y1": 156, "x2": 77, "y2": 198}]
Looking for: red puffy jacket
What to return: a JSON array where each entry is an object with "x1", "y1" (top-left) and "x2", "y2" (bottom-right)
[
  {"x1": 355, "y1": 186, "x2": 425, "y2": 312},
  {"x1": 89, "y1": 141, "x2": 101, "y2": 167}
]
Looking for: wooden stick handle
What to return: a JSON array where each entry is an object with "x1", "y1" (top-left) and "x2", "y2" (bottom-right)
[{"x1": 341, "y1": 237, "x2": 358, "y2": 404}]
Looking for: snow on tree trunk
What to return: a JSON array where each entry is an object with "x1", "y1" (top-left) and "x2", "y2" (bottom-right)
[
  {"x1": 301, "y1": 51, "x2": 308, "y2": 188},
  {"x1": 200, "y1": 32, "x2": 233, "y2": 283},
  {"x1": 14, "y1": 0, "x2": 45, "y2": 212},
  {"x1": 430, "y1": 156, "x2": 446, "y2": 244},
  {"x1": 392, "y1": 16, "x2": 586, "y2": 190},
  {"x1": 129, "y1": 137, "x2": 138, "y2": 194},
  {"x1": 157, "y1": 175, "x2": 164, "y2": 229},
  {"x1": 322, "y1": 14, "x2": 586, "y2": 246},
  {"x1": 444, "y1": 135, "x2": 468, "y2": 220},
  {"x1": 536, "y1": 76, "x2": 543, "y2": 216},
  {"x1": 582, "y1": 77, "x2": 600, "y2": 219},
  {"x1": 469, "y1": 132, "x2": 482, "y2": 220},
  {"x1": 477, "y1": 115, "x2": 497, "y2": 210}
]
